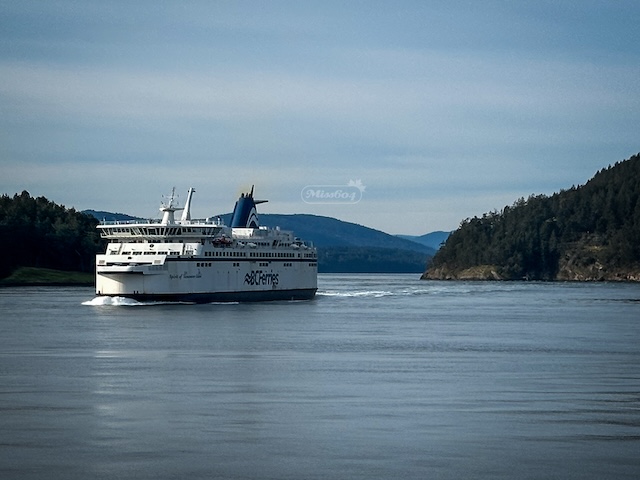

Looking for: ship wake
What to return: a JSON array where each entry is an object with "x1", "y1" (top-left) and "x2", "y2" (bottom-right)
[{"x1": 82, "y1": 296, "x2": 145, "y2": 306}]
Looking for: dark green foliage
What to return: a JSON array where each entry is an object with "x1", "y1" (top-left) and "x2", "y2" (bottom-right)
[
  {"x1": 0, "y1": 191, "x2": 105, "y2": 278},
  {"x1": 429, "y1": 153, "x2": 640, "y2": 279}
]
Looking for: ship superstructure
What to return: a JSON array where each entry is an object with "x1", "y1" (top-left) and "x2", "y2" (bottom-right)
[{"x1": 95, "y1": 187, "x2": 317, "y2": 302}]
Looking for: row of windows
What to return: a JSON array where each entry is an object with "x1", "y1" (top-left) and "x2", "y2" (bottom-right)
[
  {"x1": 110, "y1": 251, "x2": 178, "y2": 256},
  {"x1": 205, "y1": 251, "x2": 246, "y2": 257},
  {"x1": 192, "y1": 261, "x2": 316, "y2": 268},
  {"x1": 104, "y1": 227, "x2": 217, "y2": 236},
  {"x1": 203, "y1": 251, "x2": 315, "y2": 259},
  {"x1": 195, "y1": 261, "x2": 314, "y2": 267},
  {"x1": 199, "y1": 262, "x2": 287, "y2": 268},
  {"x1": 249, "y1": 252, "x2": 302, "y2": 258},
  {"x1": 107, "y1": 250, "x2": 317, "y2": 260}
]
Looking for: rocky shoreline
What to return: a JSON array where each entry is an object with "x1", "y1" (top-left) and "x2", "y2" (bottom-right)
[{"x1": 422, "y1": 264, "x2": 640, "y2": 281}]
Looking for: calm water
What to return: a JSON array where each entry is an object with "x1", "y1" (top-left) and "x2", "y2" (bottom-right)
[{"x1": 1, "y1": 275, "x2": 639, "y2": 480}]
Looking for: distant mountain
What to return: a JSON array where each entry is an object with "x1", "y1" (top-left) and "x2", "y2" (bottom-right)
[
  {"x1": 83, "y1": 210, "x2": 434, "y2": 273},
  {"x1": 425, "y1": 153, "x2": 640, "y2": 281},
  {"x1": 218, "y1": 213, "x2": 434, "y2": 272},
  {"x1": 220, "y1": 213, "x2": 434, "y2": 253},
  {"x1": 397, "y1": 231, "x2": 451, "y2": 251},
  {"x1": 83, "y1": 210, "x2": 141, "y2": 223}
]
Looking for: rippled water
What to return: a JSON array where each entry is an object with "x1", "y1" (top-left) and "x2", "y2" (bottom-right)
[{"x1": 1, "y1": 275, "x2": 639, "y2": 479}]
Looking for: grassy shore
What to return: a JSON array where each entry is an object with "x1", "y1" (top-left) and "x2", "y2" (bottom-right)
[{"x1": 0, "y1": 267, "x2": 94, "y2": 287}]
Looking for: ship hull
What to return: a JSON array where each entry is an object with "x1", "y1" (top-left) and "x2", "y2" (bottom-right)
[
  {"x1": 96, "y1": 257, "x2": 317, "y2": 303},
  {"x1": 101, "y1": 288, "x2": 317, "y2": 303}
]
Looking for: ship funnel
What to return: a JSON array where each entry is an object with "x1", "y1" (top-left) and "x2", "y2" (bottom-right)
[
  {"x1": 180, "y1": 187, "x2": 195, "y2": 221},
  {"x1": 230, "y1": 186, "x2": 267, "y2": 228}
]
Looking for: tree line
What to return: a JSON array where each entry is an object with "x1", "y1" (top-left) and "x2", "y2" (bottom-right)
[
  {"x1": 0, "y1": 191, "x2": 104, "y2": 278},
  {"x1": 428, "y1": 153, "x2": 640, "y2": 279}
]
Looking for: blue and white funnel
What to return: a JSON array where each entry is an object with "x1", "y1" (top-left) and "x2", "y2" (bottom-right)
[{"x1": 230, "y1": 186, "x2": 268, "y2": 228}]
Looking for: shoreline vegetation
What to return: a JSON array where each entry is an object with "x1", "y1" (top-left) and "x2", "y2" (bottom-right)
[
  {"x1": 7, "y1": 264, "x2": 639, "y2": 287},
  {"x1": 2, "y1": 264, "x2": 639, "y2": 288},
  {"x1": 0, "y1": 191, "x2": 102, "y2": 283},
  {"x1": 422, "y1": 265, "x2": 640, "y2": 282},
  {"x1": 0, "y1": 267, "x2": 94, "y2": 287}
]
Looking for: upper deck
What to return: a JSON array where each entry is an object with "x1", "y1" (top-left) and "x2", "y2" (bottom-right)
[
  {"x1": 97, "y1": 218, "x2": 226, "y2": 241},
  {"x1": 96, "y1": 187, "x2": 313, "y2": 249}
]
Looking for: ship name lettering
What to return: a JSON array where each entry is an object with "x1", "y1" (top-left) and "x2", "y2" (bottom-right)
[
  {"x1": 170, "y1": 270, "x2": 202, "y2": 280},
  {"x1": 183, "y1": 269, "x2": 202, "y2": 279}
]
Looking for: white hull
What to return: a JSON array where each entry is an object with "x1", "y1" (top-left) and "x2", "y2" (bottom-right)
[{"x1": 96, "y1": 256, "x2": 317, "y2": 302}]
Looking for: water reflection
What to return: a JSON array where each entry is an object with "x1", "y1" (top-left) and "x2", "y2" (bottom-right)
[{"x1": 1, "y1": 280, "x2": 639, "y2": 479}]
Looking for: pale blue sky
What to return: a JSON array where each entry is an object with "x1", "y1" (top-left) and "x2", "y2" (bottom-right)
[{"x1": 1, "y1": 0, "x2": 639, "y2": 234}]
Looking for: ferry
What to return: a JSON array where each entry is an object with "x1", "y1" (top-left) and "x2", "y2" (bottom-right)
[{"x1": 95, "y1": 187, "x2": 318, "y2": 302}]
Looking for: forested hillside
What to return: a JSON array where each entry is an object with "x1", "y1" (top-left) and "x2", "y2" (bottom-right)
[
  {"x1": 425, "y1": 153, "x2": 640, "y2": 281},
  {"x1": 0, "y1": 191, "x2": 103, "y2": 279}
]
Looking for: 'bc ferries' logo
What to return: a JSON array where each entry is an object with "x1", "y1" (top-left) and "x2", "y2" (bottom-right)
[
  {"x1": 244, "y1": 270, "x2": 279, "y2": 287},
  {"x1": 301, "y1": 180, "x2": 365, "y2": 204}
]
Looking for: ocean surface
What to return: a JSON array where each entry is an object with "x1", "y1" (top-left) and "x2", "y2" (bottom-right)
[{"x1": 1, "y1": 274, "x2": 639, "y2": 480}]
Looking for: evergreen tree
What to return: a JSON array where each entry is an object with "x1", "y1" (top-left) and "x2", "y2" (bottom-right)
[
  {"x1": 0, "y1": 191, "x2": 104, "y2": 278},
  {"x1": 427, "y1": 153, "x2": 640, "y2": 280}
]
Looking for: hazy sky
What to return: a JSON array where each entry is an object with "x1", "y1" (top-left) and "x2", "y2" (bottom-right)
[{"x1": 1, "y1": 1, "x2": 639, "y2": 235}]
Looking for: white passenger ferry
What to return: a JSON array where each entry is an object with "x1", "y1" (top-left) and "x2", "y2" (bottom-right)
[{"x1": 95, "y1": 187, "x2": 317, "y2": 302}]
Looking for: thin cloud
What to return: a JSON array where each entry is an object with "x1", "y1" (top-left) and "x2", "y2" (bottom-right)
[{"x1": 1, "y1": 1, "x2": 639, "y2": 234}]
